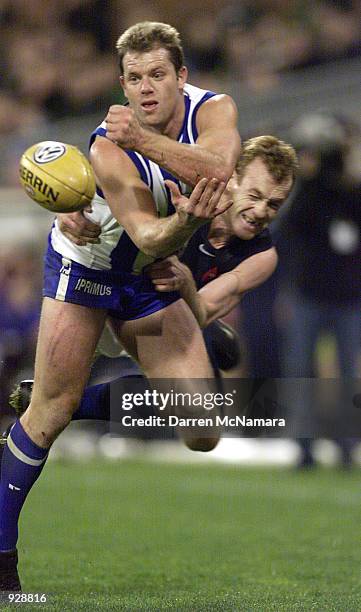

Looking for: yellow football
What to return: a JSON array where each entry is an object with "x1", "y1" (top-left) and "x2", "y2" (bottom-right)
[{"x1": 19, "y1": 141, "x2": 96, "y2": 212}]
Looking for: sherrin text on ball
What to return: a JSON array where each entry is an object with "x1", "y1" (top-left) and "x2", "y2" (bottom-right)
[{"x1": 19, "y1": 141, "x2": 96, "y2": 212}]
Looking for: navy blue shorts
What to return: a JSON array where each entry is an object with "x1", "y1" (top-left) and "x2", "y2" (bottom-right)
[{"x1": 43, "y1": 244, "x2": 180, "y2": 320}]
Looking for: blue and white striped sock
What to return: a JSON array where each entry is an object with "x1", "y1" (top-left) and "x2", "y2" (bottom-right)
[{"x1": 0, "y1": 420, "x2": 48, "y2": 551}]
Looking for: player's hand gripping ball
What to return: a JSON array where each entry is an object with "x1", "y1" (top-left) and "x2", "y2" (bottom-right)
[{"x1": 19, "y1": 141, "x2": 96, "y2": 212}]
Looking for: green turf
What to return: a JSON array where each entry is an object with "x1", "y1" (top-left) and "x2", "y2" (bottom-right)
[{"x1": 6, "y1": 459, "x2": 361, "y2": 611}]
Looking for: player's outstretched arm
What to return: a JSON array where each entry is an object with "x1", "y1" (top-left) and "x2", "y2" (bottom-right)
[
  {"x1": 105, "y1": 95, "x2": 240, "y2": 186},
  {"x1": 198, "y1": 248, "x2": 278, "y2": 324},
  {"x1": 149, "y1": 247, "x2": 278, "y2": 327},
  {"x1": 90, "y1": 137, "x2": 231, "y2": 258}
]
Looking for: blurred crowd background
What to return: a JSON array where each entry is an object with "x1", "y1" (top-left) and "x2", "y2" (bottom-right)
[{"x1": 1, "y1": 0, "x2": 361, "y2": 465}]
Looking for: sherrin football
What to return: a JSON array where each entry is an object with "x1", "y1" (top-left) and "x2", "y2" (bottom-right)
[{"x1": 19, "y1": 141, "x2": 96, "y2": 212}]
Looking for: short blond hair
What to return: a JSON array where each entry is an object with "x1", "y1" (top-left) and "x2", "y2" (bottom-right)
[
  {"x1": 237, "y1": 135, "x2": 298, "y2": 183},
  {"x1": 116, "y1": 22, "x2": 184, "y2": 76}
]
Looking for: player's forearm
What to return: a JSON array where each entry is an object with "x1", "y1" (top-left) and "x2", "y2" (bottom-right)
[
  {"x1": 198, "y1": 273, "x2": 243, "y2": 325},
  {"x1": 135, "y1": 132, "x2": 230, "y2": 186},
  {"x1": 135, "y1": 214, "x2": 205, "y2": 258},
  {"x1": 182, "y1": 287, "x2": 241, "y2": 328},
  {"x1": 180, "y1": 274, "x2": 240, "y2": 328},
  {"x1": 201, "y1": 293, "x2": 243, "y2": 326},
  {"x1": 199, "y1": 251, "x2": 278, "y2": 324},
  {"x1": 178, "y1": 281, "x2": 208, "y2": 328}
]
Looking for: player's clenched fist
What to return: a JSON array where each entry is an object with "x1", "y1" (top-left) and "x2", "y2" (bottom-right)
[{"x1": 105, "y1": 105, "x2": 143, "y2": 150}]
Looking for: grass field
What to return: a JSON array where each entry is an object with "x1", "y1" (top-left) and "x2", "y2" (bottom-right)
[{"x1": 4, "y1": 459, "x2": 361, "y2": 611}]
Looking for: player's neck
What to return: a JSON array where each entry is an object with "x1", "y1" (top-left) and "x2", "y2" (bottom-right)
[
  {"x1": 162, "y1": 94, "x2": 186, "y2": 140},
  {"x1": 208, "y1": 218, "x2": 232, "y2": 249}
]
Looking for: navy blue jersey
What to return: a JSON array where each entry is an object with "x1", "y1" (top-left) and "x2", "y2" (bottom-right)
[{"x1": 181, "y1": 225, "x2": 273, "y2": 289}]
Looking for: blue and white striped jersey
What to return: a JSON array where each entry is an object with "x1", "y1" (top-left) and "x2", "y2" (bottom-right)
[{"x1": 49, "y1": 83, "x2": 216, "y2": 274}]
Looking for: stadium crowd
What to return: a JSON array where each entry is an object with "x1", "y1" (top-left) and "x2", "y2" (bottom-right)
[{"x1": 0, "y1": 0, "x2": 360, "y2": 184}]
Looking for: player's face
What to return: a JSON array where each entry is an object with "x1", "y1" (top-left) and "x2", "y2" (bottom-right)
[
  {"x1": 120, "y1": 47, "x2": 187, "y2": 135},
  {"x1": 227, "y1": 158, "x2": 293, "y2": 239}
]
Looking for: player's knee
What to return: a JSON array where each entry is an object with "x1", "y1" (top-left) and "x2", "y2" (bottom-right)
[{"x1": 185, "y1": 436, "x2": 220, "y2": 452}]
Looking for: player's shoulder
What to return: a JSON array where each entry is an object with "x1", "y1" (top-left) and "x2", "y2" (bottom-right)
[
  {"x1": 193, "y1": 92, "x2": 238, "y2": 128},
  {"x1": 243, "y1": 228, "x2": 273, "y2": 249},
  {"x1": 228, "y1": 229, "x2": 273, "y2": 259},
  {"x1": 254, "y1": 228, "x2": 273, "y2": 247},
  {"x1": 184, "y1": 82, "x2": 216, "y2": 102},
  {"x1": 90, "y1": 134, "x2": 139, "y2": 183},
  {"x1": 185, "y1": 83, "x2": 234, "y2": 106},
  {"x1": 89, "y1": 119, "x2": 107, "y2": 149},
  {"x1": 200, "y1": 93, "x2": 237, "y2": 115}
]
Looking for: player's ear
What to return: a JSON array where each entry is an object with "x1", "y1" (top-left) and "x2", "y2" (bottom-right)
[
  {"x1": 228, "y1": 173, "x2": 240, "y2": 191},
  {"x1": 177, "y1": 66, "x2": 187, "y2": 90},
  {"x1": 119, "y1": 76, "x2": 128, "y2": 100}
]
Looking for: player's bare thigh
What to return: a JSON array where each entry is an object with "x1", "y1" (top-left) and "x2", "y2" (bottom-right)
[
  {"x1": 21, "y1": 297, "x2": 107, "y2": 446},
  {"x1": 111, "y1": 300, "x2": 220, "y2": 451},
  {"x1": 110, "y1": 298, "x2": 213, "y2": 378}
]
